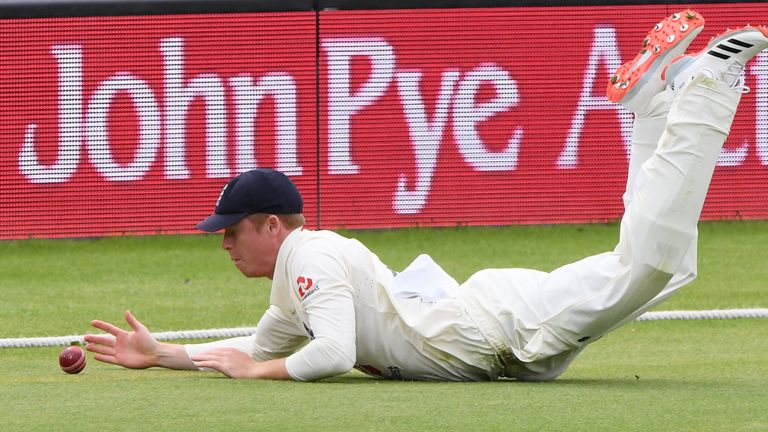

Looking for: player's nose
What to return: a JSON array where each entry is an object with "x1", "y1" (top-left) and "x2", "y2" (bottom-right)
[{"x1": 221, "y1": 232, "x2": 234, "y2": 251}]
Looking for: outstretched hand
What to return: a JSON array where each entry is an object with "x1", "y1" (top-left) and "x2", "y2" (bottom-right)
[
  {"x1": 84, "y1": 310, "x2": 159, "y2": 369},
  {"x1": 85, "y1": 311, "x2": 289, "y2": 378}
]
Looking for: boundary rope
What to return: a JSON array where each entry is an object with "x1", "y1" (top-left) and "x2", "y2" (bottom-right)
[{"x1": 2, "y1": 308, "x2": 767, "y2": 348}]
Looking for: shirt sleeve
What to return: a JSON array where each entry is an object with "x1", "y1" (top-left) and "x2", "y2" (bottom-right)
[
  {"x1": 283, "y1": 241, "x2": 357, "y2": 381},
  {"x1": 184, "y1": 305, "x2": 308, "y2": 364}
]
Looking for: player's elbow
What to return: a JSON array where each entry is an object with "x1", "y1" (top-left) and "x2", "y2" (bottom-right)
[
  {"x1": 325, "y1": 355, "x2": 355, "y2": 377},
  {"x1": 287, "y1": 336, "x2": 356, "y2": 381},
  {"x1": 319, "y1": 336, "x2": 356, "y2": 376}
]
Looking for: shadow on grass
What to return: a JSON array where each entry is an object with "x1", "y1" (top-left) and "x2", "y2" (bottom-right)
[{"x1": 313, "y1": 375, "x2": 706, "y2": 388}]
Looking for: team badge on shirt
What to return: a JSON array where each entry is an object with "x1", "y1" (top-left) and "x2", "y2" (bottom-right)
[{"x1": 296, "y1": 276, "x2": 319, "y2": 300}]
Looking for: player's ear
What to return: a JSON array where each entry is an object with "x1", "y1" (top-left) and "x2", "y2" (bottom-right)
[{"x1": 266, "y1": 214, "x2": 281, "y2": 234}]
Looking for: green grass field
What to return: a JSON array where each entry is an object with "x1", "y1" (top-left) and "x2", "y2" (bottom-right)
[{"x1": 2, "y1": 222, "x2": 767, "y2": 431}]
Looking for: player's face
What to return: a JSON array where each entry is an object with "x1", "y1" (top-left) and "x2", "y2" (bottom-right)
[{"x1": 221, "y1": 216, "x2": 281, "y2": 279}]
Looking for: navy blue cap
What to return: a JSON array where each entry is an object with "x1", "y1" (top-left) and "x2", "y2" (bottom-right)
[{"x1": 196, "y1": 169, "x2": 303, "y2": 232}]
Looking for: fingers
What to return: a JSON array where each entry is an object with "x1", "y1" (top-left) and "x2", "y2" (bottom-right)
[
  {"x1": 190, "y1": 352, "x2": 222, "y2": 363},
  {"x1": 85, "y1": 342, "x2": 115, "y2": 357},
  {"x1": 191, "y1": 348, "x2": 238, "y2": 360},
  {"x1": 84, "y1": 333, "x2": 117, "y2": 359},
  {"x1": 92, "y1": 353, "x2": 120, "y2": 365},
  {"x1": 190, "y1": 349, "x2": 234, "y2": 368},
  {"x1": 124, "y1": 310, "x2": 149, "y2": 333},
  {"x1": 91, "y1": 319, "x2": 125, "y2": 336},
  {"x1": 190, "y1": 353, "x2": 222, "y2": 371},
  {"x1": 196, "y1": 348, "x2": 235, "y2": 356},
  {"x1": 191, "y1": 349, "x2": 246, "y2": 372},
  {"x1": 83, "y1": 333, "x2": 116, "y2": 346},
  {"x1": 90, "y1": 311, "x2": 148, "y2": 336},
  {"x1": 190, "y1": 359, "x2": 219, "y2": 370}
]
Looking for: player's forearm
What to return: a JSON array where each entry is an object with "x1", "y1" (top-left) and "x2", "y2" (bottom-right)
[{"x1": 284, "y1": 336, "x2": 355, "y2": 381}]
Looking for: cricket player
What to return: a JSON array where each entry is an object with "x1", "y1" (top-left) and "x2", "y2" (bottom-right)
[{"x1": 85, "y1": 12, "x2": 768, "y2": 381}]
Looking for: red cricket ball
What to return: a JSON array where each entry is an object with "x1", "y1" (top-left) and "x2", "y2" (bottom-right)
[{"x1": 59, "y1": 346, "x2": 87, "y2": 374}]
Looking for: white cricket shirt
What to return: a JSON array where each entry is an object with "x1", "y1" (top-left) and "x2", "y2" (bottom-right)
[{"x1": 187, "y1": 228, "x2": 501, "y2": 381}]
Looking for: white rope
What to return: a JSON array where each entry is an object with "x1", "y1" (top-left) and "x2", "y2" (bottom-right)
[
  {"x1": 0, "y1": 327, "x2": 257, "y2": 349},
  {"x1": 635, "y1": 308, "x2": 768, "y2": 321},
  {"x1": 2, "y1": 308, "x2": 767, "y2": 348}
]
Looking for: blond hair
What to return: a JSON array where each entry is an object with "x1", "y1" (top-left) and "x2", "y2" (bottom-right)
[{"x1": 247, "y1": 213, "x2": 305, "y2": 230}]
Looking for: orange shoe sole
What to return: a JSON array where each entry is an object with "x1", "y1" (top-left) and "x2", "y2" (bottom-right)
[{"x1": 607, "y1": 10, "x2": 705, "y2": 104}]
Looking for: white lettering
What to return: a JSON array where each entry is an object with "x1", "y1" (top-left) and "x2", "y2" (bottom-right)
[
  {"x1": 85, "y1": 72, "x2": 161, "y2": 181},
  {"x1": 393, "y1": 69, "x2": 460, "y2": 214},
  {"x1": 161, "y1": 37, "x2": 228, "y2": 179},
  {"x1": 323, "y1": 37, "x2": 395, "y2": 174},
  {"x1": 230, "y1": 73, "x2": 302, "y2": 176},
  {"x1": 453, "y1": 63, "x2": 522, "y2": 171},
  {"x1": 716, "y1": 143, "x2": 748, "y2": 166},
  {"x1": 558, "y1": 26, "x2": 632, "y2": 168},
  {"x1": 19, "y1": 46, "x2": 83, "y2": 183},
  {"x1": 754, "y1": 51, "x2": 768, "y2": 165}
]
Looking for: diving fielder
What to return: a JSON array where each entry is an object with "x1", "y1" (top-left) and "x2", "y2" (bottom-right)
[{"x1": 85, "y1": 12, "x2": 768, "y2": 381}]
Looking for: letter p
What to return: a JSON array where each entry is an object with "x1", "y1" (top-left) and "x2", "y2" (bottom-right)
[{"x1": 323, "y1": 37, "x2": 395, "y2": 174}]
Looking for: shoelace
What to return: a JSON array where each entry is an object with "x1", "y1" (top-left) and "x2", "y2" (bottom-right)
[{"x1": 721, "y1": 61, "x2": 750, "y2": 94}]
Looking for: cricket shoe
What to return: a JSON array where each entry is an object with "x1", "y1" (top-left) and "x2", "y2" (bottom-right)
[
  {"x1": 607, "y1": 10, "x2": 705, "y2": 114},
  {"x1": 663, "y1": 25, "x2": 768, "y2": 93}
]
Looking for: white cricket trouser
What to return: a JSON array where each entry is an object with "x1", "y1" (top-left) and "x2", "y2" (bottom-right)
[{"x1": 458, "y1": 75, "x2": 742, "y2": 381}]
